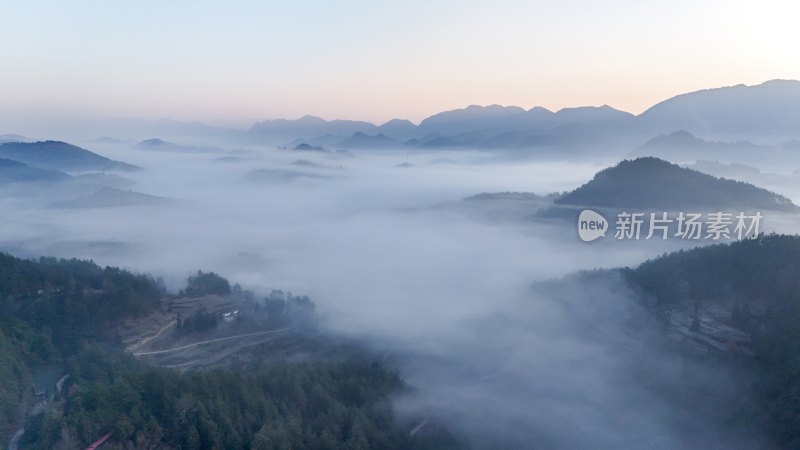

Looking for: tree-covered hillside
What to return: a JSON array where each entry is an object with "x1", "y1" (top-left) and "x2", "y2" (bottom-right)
[
  {"x1": 0, "y1": 141, "x2": 139, "y2": 172},
  {"x1": 21, "y1": 349, "x2": 457, "y2": 450},
  {"x1": 624, "y1": 234, "x2": 800, "y2": 447},
  {"x1": 0, "y1": 253, "x2": 457, "y2": 449},
  {"x1": 0, "y1": 253, "x2": 163, "y2": 442},
  {"x1": 0, "y1": 253, "x2": 163, "y2": 353},
  {"x1": 626, "y1": 234, "x2": 800, "y2": 308},
  {"x1": 556, "y1": 157, "x2": 797, "y2": 211},
  {"x1": 0, "y1": 158, "x2": 71, "y2": 184}
]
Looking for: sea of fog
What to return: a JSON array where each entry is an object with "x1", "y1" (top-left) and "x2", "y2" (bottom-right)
[{"x1": 0, "y1": 141, "x2": 793, "y2": 448}]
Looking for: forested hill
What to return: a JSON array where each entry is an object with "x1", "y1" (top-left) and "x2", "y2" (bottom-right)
[
  {"x1": 0, "y1": 158, "x2": 71, "y2": 183},
  {"x1": 556, "y1": 157, "x2": 797, "y2": 211},
  {"x1": 0, "y1": 141, "x2": 139, "y2": 172},
  {"x1": 625, "y1": 233, "x2": 800, "y2": 308},
  {"x1": 20, "y1": 349, "x2": 459, "y2": 450},
  {"x1": 623, "y1": 234, "x2": 800, "y2": 447},
  {"x1": 0, "y1": 253, "x2": 163, "y2": 352},
  {"x1": 0, "y1": 253, "x2": 459, "y2": 449},
  {"x1": 0, "y1": 253, "x2": 163, "y2": 443}
]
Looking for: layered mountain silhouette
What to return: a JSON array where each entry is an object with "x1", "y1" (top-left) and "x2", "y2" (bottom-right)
[
  {"x1": 630, "y1": 131, "x2": 800, "y2": 166},
  {"x1": 52, "y1": 187, "x2": 168, "y2": 208},
  {"x1": 249, "y1": 105, "x2": 640, "y2": 152},
  {"x1": 639, "y1": 80, "x2": 800, "y2": 141},
  {"x1": 137, "y1": 138, "x2": 220, "y2": 153},
  {"x1": 0, "y1": 141, "x2": 166, "y2": 209},
  {"x1": 0, "y1": 158, "x2": 71, "y2": 183},
  {"x1": 556, "y1": 157, "x2": 797, "y2": 211},
  {"x1": 0, "y1": 134, "x2": 33, "y2": 144},
  {"x1": 416, "y1": 104, "x2": 634, "y2": 137},
  {"x1": 242, "y1": 80, "x2": 800, "y2": 153},
  {"x1": 337, "y1": 132, "x2": 404, "y2": 149},
  {"x1": 8, "y1": 80, "x2": 795, "y2": 156},
  {"x1": 249, "y1": 115, "x2": 378, "y2": 140},
  {"x1": 0, "y1": 141, "x2": 139, "y2": 172},
  {"x1": 376, "y1": 119, "x2": 418, "y2": 139},
  {"x1": 686, "y1": 160, "x2": 762, "y2": 179},
  {"x1": 0, "y1": 158, "x2": 139, "y2": 192},
  {"x1": 632, "y1": 131, "x2": 761, "y2": 160},
  {"x1": 0, "y1": 153, "x2": 164, "y2": 210}
]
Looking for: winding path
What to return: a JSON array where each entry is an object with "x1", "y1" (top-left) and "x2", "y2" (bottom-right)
[
  {"x1": 132, "y1": 326, "x2": 295, "y2": 356},
  {"x1": 126, "y1": 319, "x2": 176, "y2": 353},
  {"x1": 7, "y1": 427, "x2": 23, "y2": 450}
]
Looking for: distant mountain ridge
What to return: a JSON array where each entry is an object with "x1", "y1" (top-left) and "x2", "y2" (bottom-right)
[
  {"x1": 251, "y1": 104, "x2": 639, "y2": 151},
  {"x1": 243, "y1": 80, "x2": 800, "y2": 151},
  {"x1": 337, "y1": 132, "x2": 404, "y2": 149},
  {"x1": 52, "y1": 187, "x2": 168, "y2": 209},
  {"x1": 0, "y1": 134, "x2": 33, "y2": 144},
  {"x1": 633, "y1": 131, "x2": 763, "y2": 159},
  {"x1": 417, "y1": 104, "x2": 634, "y2": 136},
  {"x1": 631, "y1": 131, "x2": 800, "y2": 166},
  {"x1": 249, "y1": 115, "x2": 378, "y2": 140},
  {"x1": 137, "y1": 138, "x2": 220, "y2": 153},
  {"x1": 639, "y1": 79, "x2": 800, "y2": 141},
  {"x1": 7, "y1": 80, "x2": 798, "y2": 153}
]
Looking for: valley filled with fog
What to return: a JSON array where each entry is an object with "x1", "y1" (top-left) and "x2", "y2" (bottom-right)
[
  {"x1": 5, "y1": 1, "x2": 800, "y2": 447},
  {"x1": 2, "y1": 131, "x2": 799, "y2": 448},
  {"x1": 3, "y1": 81, "x2": 800, "y2": 450}
]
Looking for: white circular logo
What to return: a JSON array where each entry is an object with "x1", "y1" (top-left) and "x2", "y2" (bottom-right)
[{"x1": 578, "y1": 210, "x2": 608, "y2": 242}]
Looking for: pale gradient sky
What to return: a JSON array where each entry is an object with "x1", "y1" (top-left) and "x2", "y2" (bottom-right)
[{"x1": 1, "y1": 0, "x2": 799, "y2": 124}]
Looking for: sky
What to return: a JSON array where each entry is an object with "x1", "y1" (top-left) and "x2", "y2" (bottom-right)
[{"x1": 1, "y1": 0, "x2": 799, "y2": 125}]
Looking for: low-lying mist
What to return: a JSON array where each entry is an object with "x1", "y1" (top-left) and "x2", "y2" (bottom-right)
[{"x1": 0, "y1": 140, "x2": 786, "y2": 448}]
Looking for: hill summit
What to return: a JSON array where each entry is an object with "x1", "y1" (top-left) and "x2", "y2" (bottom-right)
[{"x1": 556, "y1": 157, "x2": 796, "y2": 211}]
